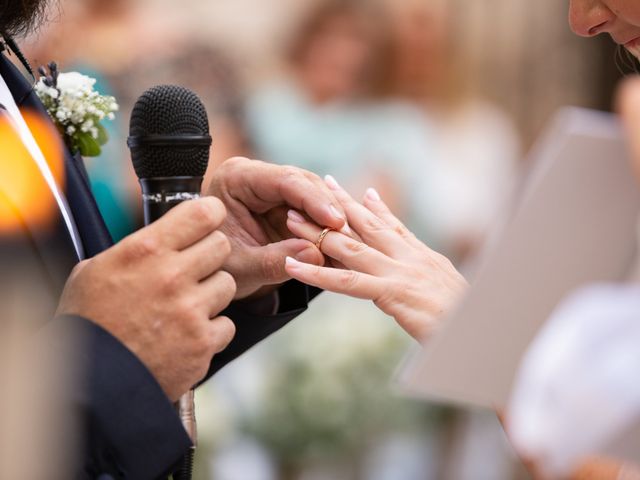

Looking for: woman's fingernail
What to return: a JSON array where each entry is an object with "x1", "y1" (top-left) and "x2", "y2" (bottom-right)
[
  {"x1": 285, "y1": 256, "x2": 301, "y2": 269},
  {"x1": 329, "y1": 204, "x2": 345, "y2": 220},
  {"x1": 325, "y1": 175, "x2": 341, "y2": 191},
  {"x1": 340, "y1": 223, "x2": 352, "y2": 235},
  {"x1": 365, "y1": 188, "x2": 381, "y2": 202},
  {"x1": 287, "y1": 210, "x2": 306, "y2": 223}
]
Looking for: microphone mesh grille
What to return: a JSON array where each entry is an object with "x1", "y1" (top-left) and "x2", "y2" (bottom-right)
[{"x1": 129, "y1": 85, "x2": 210, "y2": 179}]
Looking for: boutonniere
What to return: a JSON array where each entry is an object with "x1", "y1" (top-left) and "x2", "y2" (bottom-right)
[{"x1": 35, "y1": 62, "x2": 119, "y2": 157}]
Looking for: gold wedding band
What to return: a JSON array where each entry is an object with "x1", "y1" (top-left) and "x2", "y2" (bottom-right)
[{"x1": 315, "y1": 227, "x2": 334, "y2": 250}]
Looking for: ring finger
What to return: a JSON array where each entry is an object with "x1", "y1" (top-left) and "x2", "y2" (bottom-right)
[{"x1": 287, "y1": 211, "x2": 394, "y2": 276}]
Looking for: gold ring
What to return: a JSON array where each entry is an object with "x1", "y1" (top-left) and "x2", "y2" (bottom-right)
[{"x1": 315, "y1": 227, "x2": 334, "y2": 250}]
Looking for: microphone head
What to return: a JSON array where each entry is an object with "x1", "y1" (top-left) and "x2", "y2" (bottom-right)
[{"x1": 128, "y1": 85, "x2": 211, "y2": 179}]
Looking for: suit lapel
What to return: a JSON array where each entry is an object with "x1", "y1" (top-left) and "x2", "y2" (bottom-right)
[{"x1": 0, "y1": 54, "x2": 113, "y2": 262}]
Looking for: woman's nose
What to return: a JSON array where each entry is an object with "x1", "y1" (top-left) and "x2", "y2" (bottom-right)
[{"x1": 568, "y1": 0, "x2": 616, "y2": 37}]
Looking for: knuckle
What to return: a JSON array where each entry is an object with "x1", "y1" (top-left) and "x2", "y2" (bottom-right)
[
  {"x1": 338, "y1": 270, "x2": 360, "y2": 289},
  {"x1": 222, "y1": 156, "x2": 252, "y2": 177},
  {"x1": 364, "y1": 216, "x2": 388, "y2": 233},
  {"x1": 70, "y1": 259, "x2": 91, "y2": 278},
  {"x1": 196, "y1": 332, "x2": 214, "y2": 355},
  {"x1": 301, "y1": 168, "x2": 321, "y2": 183},
  {"x1": 261, "y1": 251, "x2": 284, "y2": 281},
  {"x1": 212, "y1": 316, "x2": 236, "y2": 350},
  {"x1": 189, "y1": 350, "x2": 211, "y2": 381},
  {"x1": 345, "y1": 240, "x2": 369, "y2": 256},
  {"x1": 124, "y1": 234, "x2": 160, "y2": 259},
  {"x1": 280, "y1": 166, "x2": 306, "y2": 186},
  {"x1": 191, "y1": 198, "x2": 226, "y2": 228},
  {"x1": 159, "y1": 263, "x2": 183, "y2": 291},
  {"x1": 227, "y1": 156, "x2": 251, "y2": 168},
  {"x1": 281, "y1": 165, "x2": 302, "y2": 178},
  {"x1": 212, "y1": 231, "x2": 232, "y2": 257},
  {"x1": 394, "y1": 225, "x2": 410, "y2": 238},
  {"x1": 176, "y1": 297, "x2": 199, "y2": 322},
  {"x1": 217, "y1": 271, "x2": 237, "y2": 296},
  {"x1": 375, "y1": 280, "x2": 401, "y2": 309}
]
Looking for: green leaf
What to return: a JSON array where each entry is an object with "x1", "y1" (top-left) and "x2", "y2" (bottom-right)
[
  {"x1": 95, "y1": 123, "x2": 109, "y2": 146},
  {"x1": 76, "y1": 133, "x2": 102, "y2": 157}
]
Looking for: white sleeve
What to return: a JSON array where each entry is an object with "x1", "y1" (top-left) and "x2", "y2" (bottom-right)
[{"x1": 506, "y1": 283, "x2": 640, "y2": 477}]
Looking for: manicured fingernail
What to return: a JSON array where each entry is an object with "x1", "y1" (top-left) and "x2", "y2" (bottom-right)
[
  {"x1": 329, "y1": 204, "x2": 345, "y2": 220},
  {"x1": 340, "y1": 223, "x2": 352, "y2": 235},
  {"x1": 325, "y1": 175, "x2": 341, "y2": 191},
  {"x1": 365, "y1": 188, "x2": 381, "y2": 202},
  {"x1": 285, "y1": 256, "x2": 301, "y2": 269},
  {"x1": 287, "y1": 210, "x2": 306, "y2": 223}
]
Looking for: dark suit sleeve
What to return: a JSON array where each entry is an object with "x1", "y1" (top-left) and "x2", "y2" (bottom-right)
[
  {"x1": 43, "y1": 315, "x2": 191, "y2": 480},
  {"x1": 205, "y1": 281, "x2": 322, "y2": 378}
]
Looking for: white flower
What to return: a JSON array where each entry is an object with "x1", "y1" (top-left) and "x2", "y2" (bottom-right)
[
  {"x1": 56, "y1": 72, "x2": 96, "y2": 94},
  {"x1": 34, "y1": 69, "x2": 118, "y2": 157},
  {"x1": 81, "y1": 119, "x2": 94, "y2": 133}
]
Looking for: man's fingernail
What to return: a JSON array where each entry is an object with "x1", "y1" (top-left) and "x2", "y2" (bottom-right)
[
  {"x1": 365, "y1": 188, "x2": 381, "y2": 202},
  {"x1": 329, "y1": 204, "x2": 345, "y2": 221},
  {"x1": 287, "y1": 210, "x2": 306, "y2": 223},
  {"x1": 325, "y1": 175, "x2": 341, "y2": 191},
  {"x1": 285, "y1": 256, "x2": 301, "y2": 268}
]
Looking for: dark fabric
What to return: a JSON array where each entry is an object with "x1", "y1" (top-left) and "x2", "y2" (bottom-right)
[
  {"x1": 47, "y1": 316, "x2": 192, "y2": 480},
  {"x1": 1, "y1": 52, "x2": 319, "y2": 478},
  {"x1": 209, "y1": 282, "x2": 322, "y2": 379}
]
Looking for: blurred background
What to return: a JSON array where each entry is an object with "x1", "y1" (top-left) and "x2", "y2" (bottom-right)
[{"x1": 20, "y1": 0, "x2": 626, "y2": 478}]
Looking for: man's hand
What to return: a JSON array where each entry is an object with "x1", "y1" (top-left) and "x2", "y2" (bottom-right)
[
  {"x1": 57, "y1": 198, "x2": 237, "y2": 402},
  {"x1": 207, "y1": 157, "x2": 348, "y2": 300}
]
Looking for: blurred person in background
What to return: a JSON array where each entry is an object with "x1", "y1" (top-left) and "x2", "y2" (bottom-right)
[
  {"x1": 245, "y1": 0, "x2": 433, "y2": 223},
  {"x1": 380, "y1": 0, "x2": 520, "y2": 261}
]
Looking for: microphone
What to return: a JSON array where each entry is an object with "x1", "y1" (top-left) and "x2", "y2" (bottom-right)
[
  {"x1": 128, "y1": 84, "x2": 212, "y2": 224},
  {"x1": 127, "y1": 85, "x2": 212, "y2": 479}
]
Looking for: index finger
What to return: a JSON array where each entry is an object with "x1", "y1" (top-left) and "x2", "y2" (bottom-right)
[
  {"x1": 225, "y1": 159, "x2": 347, "y2": 232},
  {"x1": 143, "y1": 197, "x2": 227, "y2": 251}
]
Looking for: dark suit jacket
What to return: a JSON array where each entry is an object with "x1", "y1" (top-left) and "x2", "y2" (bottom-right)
[{"x1": 0, "y1": 52, "x2": 320, "y2": 479}]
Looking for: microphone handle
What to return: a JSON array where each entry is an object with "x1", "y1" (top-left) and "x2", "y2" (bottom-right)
[
  {"x1": 140, "y1": 176, "x2": 203, "y2": 449},
  {"x1": 140, "y1": 177, "x2": 203, "y2": 226}
]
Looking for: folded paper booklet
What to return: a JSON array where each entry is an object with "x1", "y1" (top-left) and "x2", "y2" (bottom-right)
[
  {"x1": 397, "y1": 107, "x2": 640, "y2": 410},
  {"x1": 398, "y1": 107, "x2": 640, "y2": 466}
]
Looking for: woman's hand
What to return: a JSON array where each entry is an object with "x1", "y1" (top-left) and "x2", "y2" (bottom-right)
[{"x1": 284, "y1": 175, "x2": 468, "y2": 342}]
